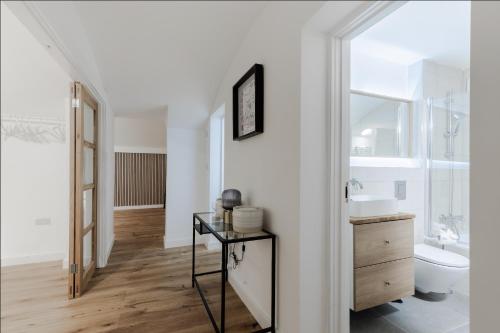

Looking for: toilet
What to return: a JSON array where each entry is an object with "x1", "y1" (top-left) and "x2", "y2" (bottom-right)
[{"x1": 414, "y1": 243, "x2": 469, "y2": 294}]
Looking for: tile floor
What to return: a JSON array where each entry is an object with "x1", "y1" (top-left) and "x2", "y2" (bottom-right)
[{"x1": 351, "y1": 292, "x2": 469, "y2": 333}]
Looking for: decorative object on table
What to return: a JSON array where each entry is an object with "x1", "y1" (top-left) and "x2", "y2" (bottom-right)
[
  {"x1": 223, "y1": 210, "x2": 233, "y2": 224},
  {"x1": 232, "y1": 206, "x2": 264, "y2": 233},
  {"x1": 221, "y1": 189, "x2": 242, "y2": 210},
  {"x1": 232, "y1": 64, "x2": 264, "y2": 141},
  {"x1": 215, "y1": 198, "x2": 224, "y2": 219}
]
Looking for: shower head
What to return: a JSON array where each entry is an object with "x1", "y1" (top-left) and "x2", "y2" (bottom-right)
[{"x1": 452, "y1": 113, "x2": 464, "y2": 134}]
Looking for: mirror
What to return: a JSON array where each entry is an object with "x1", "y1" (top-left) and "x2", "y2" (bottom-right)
[{"x1": 350, "y1": 91, "x2": 412, "y2": 158}]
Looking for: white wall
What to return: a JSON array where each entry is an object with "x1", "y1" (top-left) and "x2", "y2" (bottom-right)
[
  {"x1": 210, "y1": 2, "x2": 323, "y2": 329},
  {"x1": 6, "y1": 1, "x2": 116, "y2": 268},
  {"x1": 299, "y1": 25, "x2": 331, "y2": 333},
  {"x1": 209, "y1": 2, "x2": 367, "y2": 331},
  {"x1": 300, "y1": 2, "x2": 369, "y2": 332},
  {"x1": 470, "y1": 1, "x2": 500, "y2": 331},
  {"x1": 351, "y1": 49, "x2": 409, "y2": 99},
  {"x1": 165, "y1": 128, "x2": 208, "y2": 248},
  {"x1": 114, "y1": 115, "x2": 166, "y2": 153},
  {"x1": 1, "y1": 3, "x2": 71, "y2": 266}
]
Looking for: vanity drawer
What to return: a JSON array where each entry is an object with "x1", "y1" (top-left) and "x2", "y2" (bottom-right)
[
  {"x1": 354, "y1": 219, "x2": 413, "y2": 268},
  {"x1": 354, "y1": 258, "x2": 414, "y2": 311}
]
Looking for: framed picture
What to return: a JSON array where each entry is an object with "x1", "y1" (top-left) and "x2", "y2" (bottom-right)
[{"x1": 233, "y1": 64, "x2": 263, "y2": 141}]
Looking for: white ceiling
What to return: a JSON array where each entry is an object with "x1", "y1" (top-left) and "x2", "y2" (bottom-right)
[
  {"x1": 75, "y1": 1, "x2": 267, "y2": 128},
  {"x1": 352, "y1": 1, "x2": 470, "y2": 69}
]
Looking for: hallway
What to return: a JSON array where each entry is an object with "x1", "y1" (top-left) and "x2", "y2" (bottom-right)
[
  {"x1": 114, "y1": 208, "x2": 166, "y2": 243},
  {"x1": 2, "y1": 2, "x2": 499, "y2": 332},
  {"x1": 1, "y1": 210, "x2": 259, "y2": 333}
]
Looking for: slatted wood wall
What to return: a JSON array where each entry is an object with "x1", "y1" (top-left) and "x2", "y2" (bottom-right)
[{"x1": 114, "y1": 152, "x2": 166, "y2": 207}]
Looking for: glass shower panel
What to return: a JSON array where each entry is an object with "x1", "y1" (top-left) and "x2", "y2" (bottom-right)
[{"x1": 427, "y1": 92, "x2": 470, "y2": 243}]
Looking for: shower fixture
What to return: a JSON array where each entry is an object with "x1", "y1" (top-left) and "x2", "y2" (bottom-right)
[
  {"x1": 427, "y1": 91, "x2": 467, "y2": 242},
  {"x1": 443, "y1": 92, "x2": 464, "y2": 237},
  {"x1": 443, "y1": 92, "x2": 464, "y2": 159}
]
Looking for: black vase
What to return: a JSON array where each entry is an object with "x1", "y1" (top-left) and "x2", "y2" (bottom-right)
[{"x1": 221, "y1": 189, "x2": 242, "y2": 210}]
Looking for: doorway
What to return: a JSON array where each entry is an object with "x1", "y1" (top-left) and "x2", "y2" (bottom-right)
[
  {"x1": 113, "y1": 152, "x2": 166, "y2": 244},
  {"x1": 112, "y1": 112, "x2": 167, "y2": 248},
  {"x1": 331, "y1": 1, "x2": 471, "y2": 332},
  {"x1": 209, "y1": 104, "x2": 225, "y2": 207},
  {"x1": 68, "y1": 82, "x2": 99, "y2": 298}
]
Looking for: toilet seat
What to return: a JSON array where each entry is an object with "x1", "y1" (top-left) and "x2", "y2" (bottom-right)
[{"x1": 415, "y1": 244, "x2": 469, "y2": 268}]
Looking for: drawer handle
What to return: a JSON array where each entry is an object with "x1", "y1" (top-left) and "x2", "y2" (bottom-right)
[
  {"x1": 384, "y1": 240, "x2": 390, "y2": 245},
  {"x1": 385, "y1": 281, "x2": 391, "y2": 286}
]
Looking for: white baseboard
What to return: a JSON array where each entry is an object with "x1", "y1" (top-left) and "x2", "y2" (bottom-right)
[
  {"x1": 98, "y1": 233, "x2": 115, "y2": 268},
  {"x1": 228, "y1": 274, "x2": 271, "y2": 328},
  {"x1": 114, "y1": 204, "x2": 164, "y2": 211},
  {"x1": 164, "y1": 235, "x2": 204, "y2": 249},
  {"x1": 1, "y1": 252, "x2": 65, "y2": 267}
]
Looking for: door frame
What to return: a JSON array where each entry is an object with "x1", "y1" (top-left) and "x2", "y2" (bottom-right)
[{"x1": 327, "y1": 2, "x2": 407, "y2": 332}]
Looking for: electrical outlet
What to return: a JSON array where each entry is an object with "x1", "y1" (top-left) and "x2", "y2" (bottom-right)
[
  {"x1": 35, "y1": 218, "x2": 51, "y2": 226},
  {"x1": 394, "y1": 181, "x2": 406, "y2": 200}
]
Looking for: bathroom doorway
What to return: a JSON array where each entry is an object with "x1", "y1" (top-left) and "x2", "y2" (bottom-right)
[{"x1": 331, "y1": 1, "x2": 471, "y2": 332}]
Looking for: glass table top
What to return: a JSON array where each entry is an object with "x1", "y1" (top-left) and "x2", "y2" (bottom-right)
[{"x1": 194, "y1": 212, "x2": 274, "y2": 243}]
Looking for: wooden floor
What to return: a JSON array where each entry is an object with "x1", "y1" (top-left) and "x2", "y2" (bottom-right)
[
  {"x1": 1, "y1": 209, "x2": 260, "y2": 333},
  {"x1": 114, "y1": 208, "x2": 165, "y2": 242}
]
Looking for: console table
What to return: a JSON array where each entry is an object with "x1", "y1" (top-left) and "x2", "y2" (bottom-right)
[{"x1": 192, "y1": 212, "x2": 276, "y2": 333}]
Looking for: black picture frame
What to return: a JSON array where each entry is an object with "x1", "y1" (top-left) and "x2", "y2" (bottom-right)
[{"x1": 232, "y1": 64, "x2": 264, "y2": 141}]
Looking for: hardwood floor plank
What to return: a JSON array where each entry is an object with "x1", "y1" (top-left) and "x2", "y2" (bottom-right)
[{"x1": 1, "y1": 209, "x2": 259, "y2": 332}]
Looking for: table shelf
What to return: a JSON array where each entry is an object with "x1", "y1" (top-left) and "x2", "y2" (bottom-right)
[{"x1": 192, "y1": 212, "x2": 276, "y2": 333}]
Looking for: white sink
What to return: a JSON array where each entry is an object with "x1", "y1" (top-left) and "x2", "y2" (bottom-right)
[{"x1": 349, "y1": 195, "x2": 399, "y2": 217}]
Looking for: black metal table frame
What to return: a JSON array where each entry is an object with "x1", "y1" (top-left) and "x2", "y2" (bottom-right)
[{"x1": 192, "y1": 212, "x2": 276, "y2": 333}]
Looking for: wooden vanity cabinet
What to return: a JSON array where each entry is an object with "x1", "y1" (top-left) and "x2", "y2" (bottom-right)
[{"x1": 351, "y1": 214, "x2": 415, "y2": 311}]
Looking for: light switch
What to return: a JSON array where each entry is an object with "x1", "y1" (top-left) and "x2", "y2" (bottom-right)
[{"x1": 395, "y1": 180, "x2": 406, "y2": 200}]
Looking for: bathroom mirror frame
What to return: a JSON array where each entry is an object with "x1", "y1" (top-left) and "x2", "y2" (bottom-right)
[{"x1": 350, "y1": 89, "x2": 414, "y2": 159}]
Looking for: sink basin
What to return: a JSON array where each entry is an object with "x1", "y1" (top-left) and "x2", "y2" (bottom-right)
[{"x1": 349, "y1": 195, "x2": 398, "y2": 217}]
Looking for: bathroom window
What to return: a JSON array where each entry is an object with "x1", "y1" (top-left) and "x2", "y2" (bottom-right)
[{"x1": 350, "y1": 91, "x2": 412, "y2": 158}]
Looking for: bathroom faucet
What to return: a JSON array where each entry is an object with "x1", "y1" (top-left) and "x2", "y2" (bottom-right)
[{"x1": 349, "y1": 178, "x2": 364, "y2": 192}]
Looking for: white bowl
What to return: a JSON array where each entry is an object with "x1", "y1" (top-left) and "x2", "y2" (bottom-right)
[
  {"x1": 349, "y1": 195, "x2": 398, "y2": 217},
  {"x1": 233, "y1": 206, "x2": 263, "y2": 233}
]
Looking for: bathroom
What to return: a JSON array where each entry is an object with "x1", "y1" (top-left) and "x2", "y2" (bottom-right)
[{"x1": 347, "y1": 2, "x2": 470, "y2": 332}]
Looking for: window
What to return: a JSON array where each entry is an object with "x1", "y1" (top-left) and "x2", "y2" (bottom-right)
[{"x1": 209, "y1": 105, "x2": 225, "y2": 208}]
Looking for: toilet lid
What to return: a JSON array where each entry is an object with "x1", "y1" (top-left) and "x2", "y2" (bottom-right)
[{"x1": 415, "y1": 244, "x2": 469, "y2": 268}]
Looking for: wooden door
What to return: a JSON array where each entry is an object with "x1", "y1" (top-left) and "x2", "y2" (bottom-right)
[{"x1": 68, "y1": 82, "x2": 98, "y2": 298}]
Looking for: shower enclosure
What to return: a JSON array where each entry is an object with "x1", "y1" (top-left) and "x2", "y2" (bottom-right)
[{"x1": 426, "y1": 90, "x2": 470, "y2": 244}]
